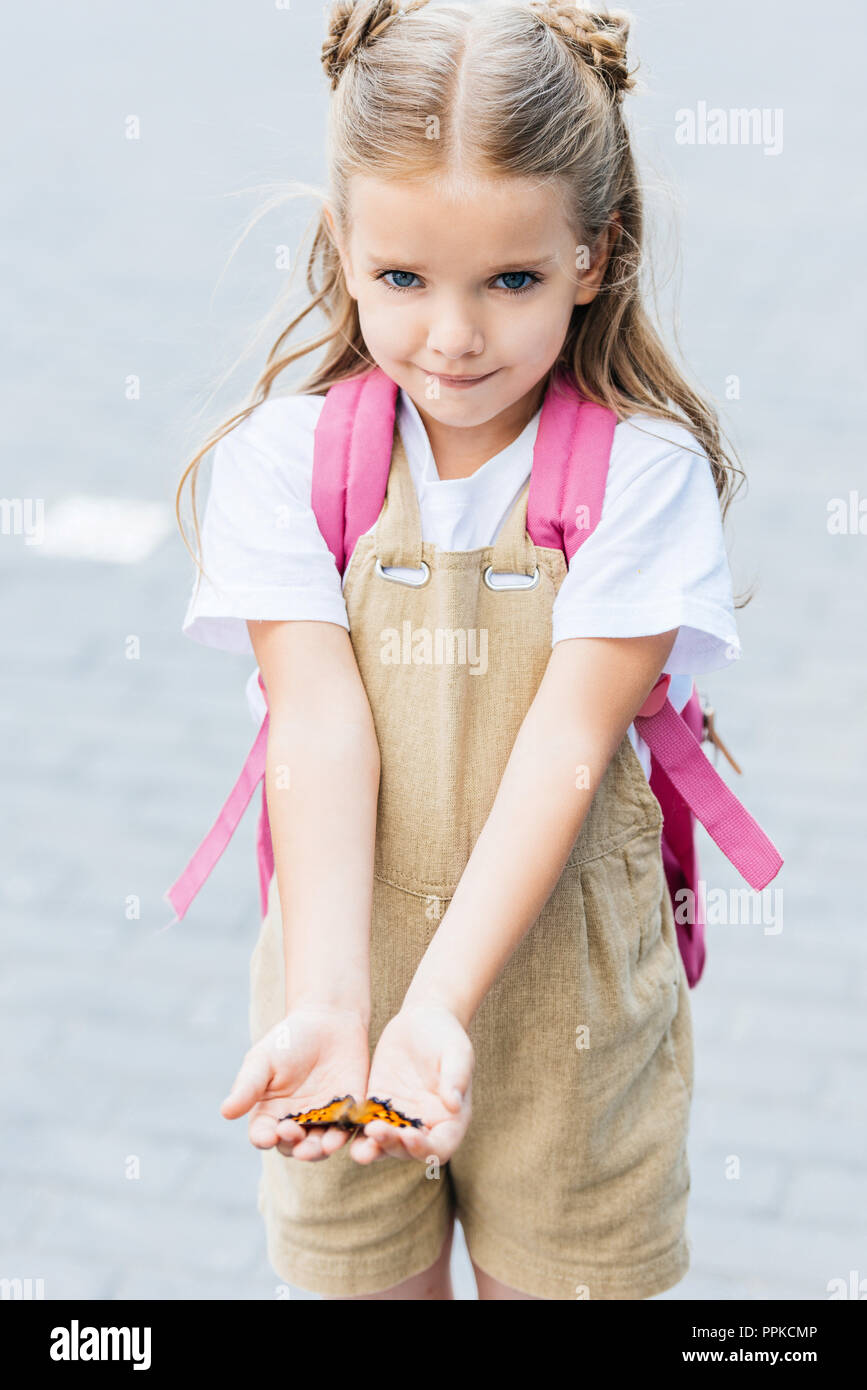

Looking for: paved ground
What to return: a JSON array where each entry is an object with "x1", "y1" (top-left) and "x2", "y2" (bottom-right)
[{"x1": 1, "y1": 1, "x2": 865, "y2": 1300}]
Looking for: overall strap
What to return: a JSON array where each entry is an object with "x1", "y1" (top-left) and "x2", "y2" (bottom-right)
[
  {"x1": 373, "y1": 429, "x2": 425, "y2": 570},
  {"x1": 488, "y1": 478, "x2": 537, "y2": 577}
]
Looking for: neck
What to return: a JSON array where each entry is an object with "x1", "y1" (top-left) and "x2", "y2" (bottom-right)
[{"x1": 413, "y1": 376, "x2": 548, "y2": 481}]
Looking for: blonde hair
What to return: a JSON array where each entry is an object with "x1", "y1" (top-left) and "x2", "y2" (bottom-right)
[{"x1": 177, "y1": 0, "x2": 748, "y2": 605}]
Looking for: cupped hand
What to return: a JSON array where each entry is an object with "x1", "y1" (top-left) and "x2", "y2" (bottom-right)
[
  {"x1": 349, "y1": 1001, "x2": 474, "y2": 1166},
  {"x1": 220, "y1": 1005, "x2": 370, "y2": 1162}
]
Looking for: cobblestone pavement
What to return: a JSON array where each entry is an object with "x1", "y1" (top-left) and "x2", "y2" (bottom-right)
[{"x1": 1, "y1": 1, "x2": 864, "y2": 1301}]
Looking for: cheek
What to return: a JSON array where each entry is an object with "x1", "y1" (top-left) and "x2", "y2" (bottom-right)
[
  {"x1": 495, "y1": 297, "x2": 573, "y2": 364},
  {"x1": 355, "y1": 291, "x2": 420, "y2": 357}
]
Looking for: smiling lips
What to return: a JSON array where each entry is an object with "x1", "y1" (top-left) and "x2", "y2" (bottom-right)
[{"x1": 424, "y1": 368, "x2": 499, "y2": 388}]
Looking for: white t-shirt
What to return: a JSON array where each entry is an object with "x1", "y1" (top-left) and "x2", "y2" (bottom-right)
[{"x1": 182, "y1": 387, "x2": 741, "y2": 780}]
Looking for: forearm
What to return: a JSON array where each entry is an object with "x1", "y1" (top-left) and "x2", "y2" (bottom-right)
[
  {"x1": 248, "y1": 619, "x2": 380, "y2": 1024},
  {"x1": 402, "y1": 632, "x2": 678, "y2": 1029},
  {"x1": 265, "y1": 715, "x2": 379, "y2": 1021}
]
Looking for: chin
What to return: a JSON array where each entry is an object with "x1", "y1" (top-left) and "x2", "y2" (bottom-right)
[{"x1": 408, "y1": 392, "x2": 511, "y2": 427}]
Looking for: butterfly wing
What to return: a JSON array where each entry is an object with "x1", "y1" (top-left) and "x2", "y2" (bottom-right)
[
  {"x1": 278, "y1": 1095, "x2": 355, "y2": 1128},
  {"x1": 351, "y1": 1096, "x2": 426, "y2": 1130}
]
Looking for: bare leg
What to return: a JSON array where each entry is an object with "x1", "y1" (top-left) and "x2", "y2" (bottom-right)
[
  {"x1": 471, "y1": 1258, "x2": 542, "y2": 1300},
  {"x1": 322, "y1": 1214, "x2": 456, "y2": 1300}
]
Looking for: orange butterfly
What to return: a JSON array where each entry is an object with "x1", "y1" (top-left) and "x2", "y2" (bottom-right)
[{"x1": 278, "y1": 1094, "x2": 425, "y2": 1134}]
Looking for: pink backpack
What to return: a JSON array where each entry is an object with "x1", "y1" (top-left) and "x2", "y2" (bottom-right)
[{"x1": 164, "y1": 367, "x2": 783, "y2": 987}]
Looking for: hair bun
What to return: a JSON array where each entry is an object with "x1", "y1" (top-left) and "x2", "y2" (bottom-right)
[
  {"x1": 529, "y1": 3, "x2": 637, "y2": 101},
  {"x1": 322, "y1": 1, "x2": 422, "y2": 91}
]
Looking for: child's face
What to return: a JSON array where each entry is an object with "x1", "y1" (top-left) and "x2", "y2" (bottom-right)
[{"x1": 332, "y1": 173, "x2": 613, "y2": 429}]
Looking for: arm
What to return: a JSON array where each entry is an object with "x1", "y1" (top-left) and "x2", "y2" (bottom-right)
[
  {"x1": 221, "y1": 618, "x2": 382, "y2": 1162},
  {"x1": 247, "y1": 617, "x2": 381, "y2": 1024},
  {"x1": 402, "y1": 629, "x2": 679, "y2": 1029}
]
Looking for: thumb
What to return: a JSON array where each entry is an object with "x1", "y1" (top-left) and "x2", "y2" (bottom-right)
[
  {"x1": 438, "y1": 1043, "x2": 473, "y2": 1111},
  {"x1": 220, "y1": 1049, "x2": 275, "y2": 1118}
]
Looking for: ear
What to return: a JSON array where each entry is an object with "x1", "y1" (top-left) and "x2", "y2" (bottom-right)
[
  {"x1": 574, "y1": 212, "x2": 622, "y2": 307},
  {"x1": 324, "y1": 202, "x2": 358, "y2": 300}
]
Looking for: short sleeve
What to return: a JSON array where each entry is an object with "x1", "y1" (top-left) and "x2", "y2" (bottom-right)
[
  {"x1": 551, "y1": 415, "x2": 741, "y2": 673},
  {"x1": 181, "y1": 394, "x2": 350, "y2": 656}
]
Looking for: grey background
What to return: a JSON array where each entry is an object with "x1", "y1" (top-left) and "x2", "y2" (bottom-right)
[{"x1": 1, "y1": 0, "x2": 865, "y2": 1299}]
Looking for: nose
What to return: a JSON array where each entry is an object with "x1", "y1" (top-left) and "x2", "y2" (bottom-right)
[{"x1": 425, "y1": 296, "x2": 485, "y2": 361}]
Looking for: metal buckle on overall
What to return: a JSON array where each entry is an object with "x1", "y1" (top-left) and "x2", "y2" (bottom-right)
[
  {"x1": 482, "y1": 564, "x2": 540, "y2": 591},
  {"x1": 374, "y1": 557, "x2": 431, "y2": 587}
]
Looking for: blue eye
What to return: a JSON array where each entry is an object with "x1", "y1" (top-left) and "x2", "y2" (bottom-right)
[
  {"x1": 378, "y1": 269, "x2": 541, "y2": 295},
  {"x1": 381, "y1": 270, "x2": 420, "y2": 291},
  {"x1": 494, "y1": 271, "x2": 538, "y2": 294}
]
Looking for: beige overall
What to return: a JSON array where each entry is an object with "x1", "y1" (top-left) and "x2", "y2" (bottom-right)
[{"x1": 249, "y1": 426, "x2": 694, "y2": 1300}]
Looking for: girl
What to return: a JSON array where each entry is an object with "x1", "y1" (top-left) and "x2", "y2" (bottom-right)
[{"x1": 174, "y1": 0, "x2": 748, "y2": 1300}]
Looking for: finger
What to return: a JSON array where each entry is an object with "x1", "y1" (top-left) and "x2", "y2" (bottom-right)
[
  {"x1": 221, "y1": 1049, "x2": 275, "y2": 1118},
  {"x1": 398, "y1": 1125, "x2": 434, "y2": 1161},
  {"x1": 271, "y1": 1117, "x2": 309, "y2": 1152},
  {"x1": 289, "y1": 1129, "x2": 330, "y2": 1161},
  {"x1": 276, "y1": 1123, "x2": 330, "y2": 1156},
  {"x1": 401, "y1": 1126, "x2": 434, "y2": 1160},
  {"x1": 319, "y1": 1125, "x2": 350, "y2": 1156},
  {"x1": 361, "y1": 1124, "x2": 405, "y2": 1160},
  {"x1": 348, "y1": 1132, "x2": 386, "y2": 1164},
  {"x1": 415, "y1": 1115, "x2": 467, "y2": 1165},
  {"x1": 248, "y1": 1108, "x2": 301, "y2": 1150},
  {"x1": 362, "y1": 1120, "x2": 419, "y2": 1160},
  {"x1": 438, "y1": 1045, "x2": 474, "y2": 1112},
  {"x1": 249, "y1": 1103, "x2": 313, "y2": 1149},
  {"x1": 272, "y1": 1121, "x2": 348, "y2": 1160}
]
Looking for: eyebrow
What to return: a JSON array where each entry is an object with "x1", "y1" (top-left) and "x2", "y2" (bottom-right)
[{"x1": 364, "y1": 253, "x2": 559, "y2": 272}]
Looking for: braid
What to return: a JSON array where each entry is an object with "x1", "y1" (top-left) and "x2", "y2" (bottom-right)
[
  {"x1": 322, "y1": 0, "x2": 430, "y2": 91},
  {"x1": 528, "y1": 2, "x2": 637, "y2": 101}
]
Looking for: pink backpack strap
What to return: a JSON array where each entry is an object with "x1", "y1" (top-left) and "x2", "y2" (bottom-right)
[
  {"x1": 161, "y1": 368, "x2": 396, "y2": 926},
  {"x1": 634, "y1": 675, "x2": 782, "y2": 889},
  {"x1": 524, "y1": 371, "x2": 783, "y2": 907},
  {"x1": 526, "y1": 371, "x2": 615, "y2": 556},
  {"x1": 650, "y1": 683, "x2": 706, "y2": 986},
  {"x1": 312, "y1": 367, "x2": 399, "y2": 577},
  {"x1": 162, "y1": 673, "x2": 271, "y2": 925}
]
